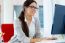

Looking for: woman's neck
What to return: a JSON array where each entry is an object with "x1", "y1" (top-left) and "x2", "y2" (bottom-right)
[{"x1": 25, "y1": 14, "x2": 32, "y2": 23}]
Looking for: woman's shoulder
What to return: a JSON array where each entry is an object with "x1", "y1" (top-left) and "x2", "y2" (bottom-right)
[
  {"x1": 15, "y1": 18, "x2": 20, "y2": 22},
  {"x1": 34, "y1": 16, "x2": 38, "y2": 19},
  {"x1": 14, "y1": 18, "x2": 21, "y2": 26},
  {"x1": 34, "y1": 17, "x2": 39, "y2": 22}
]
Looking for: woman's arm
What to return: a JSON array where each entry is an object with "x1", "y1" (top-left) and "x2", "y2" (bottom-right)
[{"x1": 34, "y1": 17, "x2": 41, "y2": 38}]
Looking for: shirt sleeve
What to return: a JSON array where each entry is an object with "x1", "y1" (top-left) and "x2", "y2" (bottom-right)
[{"x1": 34, "y1": 17, "x2": 41, "y2": 38}]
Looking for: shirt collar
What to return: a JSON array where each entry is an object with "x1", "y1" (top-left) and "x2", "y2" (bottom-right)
[{"x1": 25, "y1": 16, "x2": 35, "y2": 23}]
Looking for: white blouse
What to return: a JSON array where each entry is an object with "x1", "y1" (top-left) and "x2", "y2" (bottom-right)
[
  {"x1": 25, "y1": 17, "x2": 35, "y2": 38},
  {"x1": 9, "y1": 17, "x2": 41, "y2": 43}
]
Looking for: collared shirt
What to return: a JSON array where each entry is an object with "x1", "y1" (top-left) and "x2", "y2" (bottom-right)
[
  {"x1": 9, "y1": 16, "x2": 40, "y2": 43},
  {"x1": 25, "y1": 17, "x2": 35, "y2": 38}
]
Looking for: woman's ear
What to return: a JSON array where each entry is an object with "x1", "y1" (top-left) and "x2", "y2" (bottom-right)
[
  {"x1": 22, "y1": 6, "x2": 26, "y2": 12},
  {"x1": 24, "y1": 6, "x2": 27, "y2": 10},
  {"x1": 24, "y1": 6, "x2": 28, "y2": 12}
]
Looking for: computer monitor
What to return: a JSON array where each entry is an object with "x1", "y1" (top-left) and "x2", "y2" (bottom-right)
[{"x1": 51, "y1": 4, "x2": 65, "y2": 34}]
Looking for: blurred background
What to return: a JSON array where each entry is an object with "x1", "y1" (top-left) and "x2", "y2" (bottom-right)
[{"x1": 0, "y1": 0, "x2": 65, "y2": 39}]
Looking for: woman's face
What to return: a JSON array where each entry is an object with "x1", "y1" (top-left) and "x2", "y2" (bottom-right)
[{"x1": 25, "y1": 2, "x2": 37, "y2": 17}]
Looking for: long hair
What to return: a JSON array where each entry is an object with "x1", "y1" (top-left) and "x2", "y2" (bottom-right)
[{"x1": 18, "y1": 0, "x2": 37, "y2": 37}]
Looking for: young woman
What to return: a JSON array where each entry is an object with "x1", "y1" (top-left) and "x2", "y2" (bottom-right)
[{"x1": 9, "y1": 0, "x2": 42, "y2": 43}]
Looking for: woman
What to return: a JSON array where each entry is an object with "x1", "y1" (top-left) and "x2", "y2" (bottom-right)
[{"x1": 9, "y1": 0, "x2": 41, "y2": 43}]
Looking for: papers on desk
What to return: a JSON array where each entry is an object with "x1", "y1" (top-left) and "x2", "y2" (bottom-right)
[
  {"x1": 36, "y1": 40, "x2": 65, "y2": 43},
  {"x1": 35, "y1": 41, "x2": 54, "y2": 43},
  {"x1": 36, "y1": 40, "x2": 56, "y2": 43}
]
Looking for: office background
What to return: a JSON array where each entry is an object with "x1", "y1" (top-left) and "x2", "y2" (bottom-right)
[{"x1": 0, "y1": 0, "x2": 65, "y2": 37}]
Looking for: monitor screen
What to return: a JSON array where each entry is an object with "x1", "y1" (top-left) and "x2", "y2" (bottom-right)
[{"x1": 51, "y1": 4, "x2": 65, "y2": 34}]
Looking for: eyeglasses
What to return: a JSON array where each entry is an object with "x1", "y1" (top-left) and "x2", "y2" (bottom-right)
[{"x1": 28, "y1": 6, "x2": 38, "y2": 9}]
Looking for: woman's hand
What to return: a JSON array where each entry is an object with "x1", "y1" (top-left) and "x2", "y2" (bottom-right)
[
  {"x1": 30, "y1": 37, "x2": 57, "y2": 43},
  {"x1": 30, "y1": 38, "x2": 43, "y2": 43}
]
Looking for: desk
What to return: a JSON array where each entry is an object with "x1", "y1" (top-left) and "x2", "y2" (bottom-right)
[
  {"x1": 36, "y1": 40, "x2": 65, "y2": 43},
  {"x1": 37, "y1": 34, "x2": 65, "y2": 43}
]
